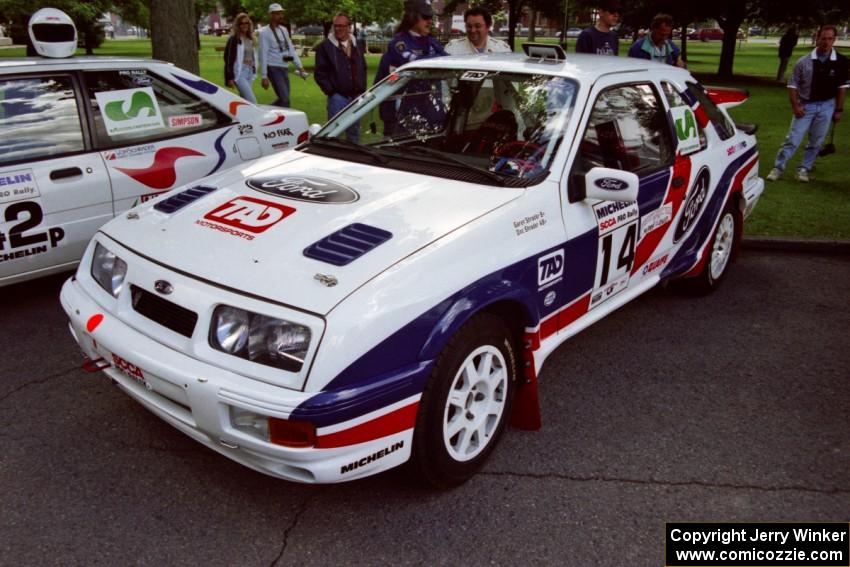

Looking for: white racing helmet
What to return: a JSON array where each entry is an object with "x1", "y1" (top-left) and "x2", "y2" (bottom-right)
[{"x1": 28, "y1": 8, "x2": 77, "y2": 58}]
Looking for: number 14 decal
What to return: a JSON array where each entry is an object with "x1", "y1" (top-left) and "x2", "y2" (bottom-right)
[{"x1": 596, "y1": 222, "x2": 636, "y2": 288}]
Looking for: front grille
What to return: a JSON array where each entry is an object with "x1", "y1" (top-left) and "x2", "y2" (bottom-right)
[{"x1": 131, "y1": 285, "x2": 198, "y2": 338}]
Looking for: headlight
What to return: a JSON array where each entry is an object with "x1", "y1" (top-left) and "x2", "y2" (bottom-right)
[
  {"x1": 91, "y1": 242, "x2": 127, "y2": 298},
  {"x1": 210, "y1": 305, "x2": 311, "y2": 372}
]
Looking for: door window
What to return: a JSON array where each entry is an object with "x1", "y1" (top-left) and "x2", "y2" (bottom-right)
[
  {"x1": 685, "y1": 81, "x2": 735, "y2": 140},
  {"x1": 0, "y1": 75, "x2": 85, "y2": 166},
  {"x1": 573, "y1": 83, "x2": 674, "y2": 176},
  {"x1": 83, "y1": 69, "x2": 231, "y2": 147}
]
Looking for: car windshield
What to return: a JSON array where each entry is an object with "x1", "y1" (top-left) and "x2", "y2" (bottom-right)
[{"x1": 305, "y1": 68, "x2": 579, "y2": 186}]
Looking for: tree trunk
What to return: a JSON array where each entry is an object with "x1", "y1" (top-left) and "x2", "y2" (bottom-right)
[
  {"x1": 717, "y1": 18, "x2": 743, "y2": 78},
  {"x1": 150, "y1": 0, "x2": 199, "y2": 75},
  {"x1": 528, "y1": 7, "x2": 537, "y2": 42},
  {"x1": 680, "y1": 23, "x2": 687, "y2": 62},
  {"x1": 507, "y1": 0, "x2": 523, "y2": 51}
]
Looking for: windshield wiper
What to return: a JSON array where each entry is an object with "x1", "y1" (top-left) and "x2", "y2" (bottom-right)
[
  {"x1": 382, "y1": 146, "x2": 505, "y2": 185},
  {"x1": 308, "y1": 136, "x2": 389, "y2": 164}
]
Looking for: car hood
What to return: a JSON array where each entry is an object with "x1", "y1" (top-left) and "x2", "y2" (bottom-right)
[{"x1": 102, "y1": 152, "x2": 522, "y2": 315}]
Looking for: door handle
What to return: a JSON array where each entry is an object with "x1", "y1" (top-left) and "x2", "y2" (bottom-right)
[
  {"x1": 672, "y1": 176, "x2": 686, "y2": 188},
  {"x1": 50, "y1": 167, "x2": 83, "y2": 180}
]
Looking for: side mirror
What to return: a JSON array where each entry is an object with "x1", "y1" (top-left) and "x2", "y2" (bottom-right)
[
  {"x1": 584, "y1": 167, "x2": 639, "y2": 203},
  {"x1": 308, "y1": 123, "x2": 322, "y2": 138}
]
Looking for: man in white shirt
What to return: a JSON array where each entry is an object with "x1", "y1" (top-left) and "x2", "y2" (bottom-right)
[
  {"x1": 259, "y1": 3, "x2": 307, "y2": 108},
  {"x1": 445, "y1": 7, "x2": 511, "y2": 55}
]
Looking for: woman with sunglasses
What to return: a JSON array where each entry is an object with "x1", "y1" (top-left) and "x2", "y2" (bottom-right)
[
  {"x1": 224, "y1": 13, "x2": 258, "y2": 103},
  {"x1": 374, "y1": 0, "x2": 447, "y2": 136}
]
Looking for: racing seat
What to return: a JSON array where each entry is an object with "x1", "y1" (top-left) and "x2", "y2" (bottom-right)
[{"x1": 465, "y1": 110, "x2": 518, "y2": 155}]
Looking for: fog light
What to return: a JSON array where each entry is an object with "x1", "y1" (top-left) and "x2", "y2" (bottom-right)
[
  {"x1": 269, "y1": 417, "x2": 316, "y2": 448},
  {"x1": 230, "y1": 406, "x2": 269, "y2": 440}
]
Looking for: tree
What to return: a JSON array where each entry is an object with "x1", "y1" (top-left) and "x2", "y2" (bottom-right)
[{"x1": 150, "y1": 0, "x2": 198, "y2": 74}]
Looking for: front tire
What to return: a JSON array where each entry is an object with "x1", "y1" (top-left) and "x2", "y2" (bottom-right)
[{"x1": 411, "y1": 313, "x2": 517, "y2": 488}]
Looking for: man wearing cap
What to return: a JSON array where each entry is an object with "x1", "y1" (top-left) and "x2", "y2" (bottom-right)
[
  {"x1": 576, "y1": 0, "x2": 620, "y2": 56},
  {"x1": 259, "y1": 3, "x2": 307, "y2": 108},
  {"x1": 374, "y1": 0, "x2": 447, "y2": 136},
  {"x1": 445, "y1": 7, "x2": 511, "y2": 55}
]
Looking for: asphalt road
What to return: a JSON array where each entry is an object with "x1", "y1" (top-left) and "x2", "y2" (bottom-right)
[{"x1": 1, "y1": 250, "x2": 849, "y2": 566}]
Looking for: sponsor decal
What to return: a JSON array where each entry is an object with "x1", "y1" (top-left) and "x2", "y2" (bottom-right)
[
  {"x1": 543, "y1": 290, "x2": 557, "y2": 307},
  {"x1": 112, "y1": 353, "x2": 145, "y2": 382},
  {"x1": 513, "y1": 210, "x2": 548, "y2": 236},
  {"x1": 102, "y1": 144, "x2": 156, "y2": 161},
  {"x1": 247, "y1": 175, "x2": 359, "y2": 204},
  {"x1": 238, "y1": 124, "x2": 254, "y2": 136},
  {"x1": 170, "y1": 73, "x2": 219, "y2": 94},
  {"x1": 119, "y1": 69, "x2": 153, "y2": 86},
  {"x1": 168, "y1": 114, "x2": 202, "y2": 128},
  {"x1": 340, "y1": 441, "x2": 404, "y2": 474},
  {"x1": 594, "y1": 177, "x2": 629, "y2": 191},
  {"x1": 115, "y1": 147, "x2": 205, "y2": 190},
  {"x1": 198, "y1": 196, "x2": 295, "y2": 239},
  {"x1": 95, "y1": 87, "x2": 164, "y2": 136},
  {"x1": 593, "y1": 201, "x2": 639, "y2": 236},
  {"x1": 271, "y1": 141, "x2": 290, "y2": 150},
  {"x1": 461, "y1": 70, "x2": 489, "y2": 81},
  {"x1": 138, "y1": 192, "x2": 163, "y2": 203},
  {"x1": 726, "y1": 140, "x2": 748, "y2": 157},
  {"x1": 0, "y1": 201, "x2": 65, "y2": 263},
  {"x1": 672, "y1": 105, "x2": 701, "y2": 154},
  {"x1": 205, "y1": 127, "x2": 232, "y2": 177},
  {"x1": 263, "y1": 128, "x2": 294, "y2": 140},
  {"x1": 0, "y1": 169, "x2": 40, "y2": 204},
  {"x1": 537, "y1": 249, "x2": 564, "y2": 290},
  {"x1": 641, "y1": 253, "x2": 669, "y2": 276},
  {"x1": 674, "y1": 167, "x2": 710, "y2": 243},
  {"x1": 639, "y1": 203, "x2": 673, "y2": 239},
  {"x1": 589, "y1": 273, "x2": 629, "y2": 308}
]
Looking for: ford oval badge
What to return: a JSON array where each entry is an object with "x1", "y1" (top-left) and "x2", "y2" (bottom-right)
[
  {"x1": 246, "y1": 175, "x2": 359, "y2": 204},
  {"x1": 594, "y1": 177, "x2": 628, "y2": 191},
  {"x1": 154, "y1": 280, "x2": 173, "y2": 295}
]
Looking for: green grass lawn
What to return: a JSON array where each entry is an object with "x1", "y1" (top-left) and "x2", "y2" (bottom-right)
[{"x1": 3, "y1": 36, "x2": 848, "y2": 239}]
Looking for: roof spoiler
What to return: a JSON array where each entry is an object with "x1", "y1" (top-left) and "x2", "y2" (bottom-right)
[{"x1": 522, "y1": 43, "x2": 566, "y2": 61}]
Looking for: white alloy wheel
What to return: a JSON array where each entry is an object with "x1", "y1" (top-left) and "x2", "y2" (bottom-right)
[
  {"x1": 442, "y1": 345, "x2": 508, "y2": 462},
  {"x1": 709, "y1": 212, "x2": 735, "y2": 281}
]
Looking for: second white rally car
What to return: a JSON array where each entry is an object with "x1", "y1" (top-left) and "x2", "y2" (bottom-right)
[
  {"x1": 61, "y1": 45, "x2": 763, "y2": 486},
  {"x1": 0, "y1": 8, "x2": 307, "y2": 287}
]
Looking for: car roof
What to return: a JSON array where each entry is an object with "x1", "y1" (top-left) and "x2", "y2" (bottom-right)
[
  {"x1": 403, "y1": 52, "x2": 693, "y2": 83},
  {"x1": 0, "y1": 56, "x2": 172, "y2": 72}
]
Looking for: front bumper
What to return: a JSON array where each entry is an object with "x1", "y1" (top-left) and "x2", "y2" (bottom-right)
[{"x1": 60, "y1": 276, "x2": 414, "y2": 483}]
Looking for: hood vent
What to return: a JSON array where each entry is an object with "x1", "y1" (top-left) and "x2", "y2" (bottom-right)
[
  {"x1": 154, "y1": 185, "x2": 218, "y2": 214},
  {"x1": 303, "y1": 223, "x2": 393, "y2": 266}
]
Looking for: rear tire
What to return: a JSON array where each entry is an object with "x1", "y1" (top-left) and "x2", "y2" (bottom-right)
[
  {"x1": 685, "y1": 200, "x2": 740, "y2": 294},
  {"x1": 411, "y1": 313, "x2": 517, "y2": 488}
]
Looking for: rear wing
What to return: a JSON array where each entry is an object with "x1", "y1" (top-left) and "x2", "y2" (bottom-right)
[{"x1": 704, "y1": 86, "x2": 749, "y2": 109}]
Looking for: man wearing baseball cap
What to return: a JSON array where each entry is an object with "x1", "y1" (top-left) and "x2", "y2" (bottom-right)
[
  {"x1": 576, "y1": 0, "x2": 621, "y2": 56},
  {"x1": 373, "y1": 0, "x2": 447, "y2": 135},
  {"x1": 259, "y1": 3, "x2": 307, "y2": 107}
]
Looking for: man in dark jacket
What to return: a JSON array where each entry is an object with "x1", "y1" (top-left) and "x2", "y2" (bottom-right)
[
  {"x1": 777, "y1": 26, "x2": 798, "y2": 82},
  {"x1": 627, "y1": 13, "x2": 684, "y2": 67},
  {"x1": 315, "y1": 13, "x2": 367, "y2": 141}
]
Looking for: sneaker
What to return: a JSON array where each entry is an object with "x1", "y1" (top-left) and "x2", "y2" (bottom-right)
[
  {"x1": 766, "y1": 168, "x2": 782, "y2": 181},
  {"x1": 795, "y1": 168, "x2": 810, "y2": 182}
]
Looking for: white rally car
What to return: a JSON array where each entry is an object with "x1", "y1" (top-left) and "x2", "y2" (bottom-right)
[
  {"x1": 0, "y1": 9, "x2": 307, "y2": 286},
  {"x1": 61, "y1": 45, "x2": 763, "y2": 486}
]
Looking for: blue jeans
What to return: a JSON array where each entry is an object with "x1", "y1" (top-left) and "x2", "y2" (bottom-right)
[
  {"x1": 234, "y1": 66, "x2": 256, "y2": 104},
  {"x1": 327, "y1": 93, "x2": 360, "y2": 142},
  {"x1": 267, "y1": 66, "x2": 291, "y2": 108},
  {"x1": 773, "y1": 99, "x2": 835, "y2": 172}
]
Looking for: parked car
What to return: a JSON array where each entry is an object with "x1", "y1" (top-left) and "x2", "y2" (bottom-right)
[
  {"x1": 0, "y1": 11, "x2": 308, "y2": 287},
  {"x1": 296, "y1": 25, "x2": 324, "y2": 36},
  {"x1": 62, "y1": 47, "x2": 764, "y2": 486}
]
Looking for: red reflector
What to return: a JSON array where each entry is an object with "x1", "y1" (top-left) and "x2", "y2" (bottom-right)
[
  {"x1": 297, "y1": 131, "x2": 309, "y2": 144},
  {"x1": 269, "y1": 418, "x2": 316, "y2": 448}
]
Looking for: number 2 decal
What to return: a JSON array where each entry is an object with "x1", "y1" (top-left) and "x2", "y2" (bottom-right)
[{"x1": 0, "y1": 201, "x2": 65, "y2": 253}]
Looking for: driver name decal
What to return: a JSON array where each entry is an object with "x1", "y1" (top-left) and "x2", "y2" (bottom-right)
[
  {"x1": 0, "y1": 169, "x2": 40, "y2": 204},
  {"x1": 246, "y1": 175, "x2": 360, "y2": 204}
]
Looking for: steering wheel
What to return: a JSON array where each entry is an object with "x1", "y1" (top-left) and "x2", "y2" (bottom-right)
[{"x1": 490, "y1": 141, "x2": 545, "y2": 176}]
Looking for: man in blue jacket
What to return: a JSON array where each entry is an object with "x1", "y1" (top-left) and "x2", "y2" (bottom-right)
[
  {"x1": 315, "y1": 13, "x2": 367, "y2": 141},
  {"x1": 374, "y1": 0, "x2": 447, "y2": 136},
  {"x1": 627, "y1": 14, "x2": 685, "y2": 67}
]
